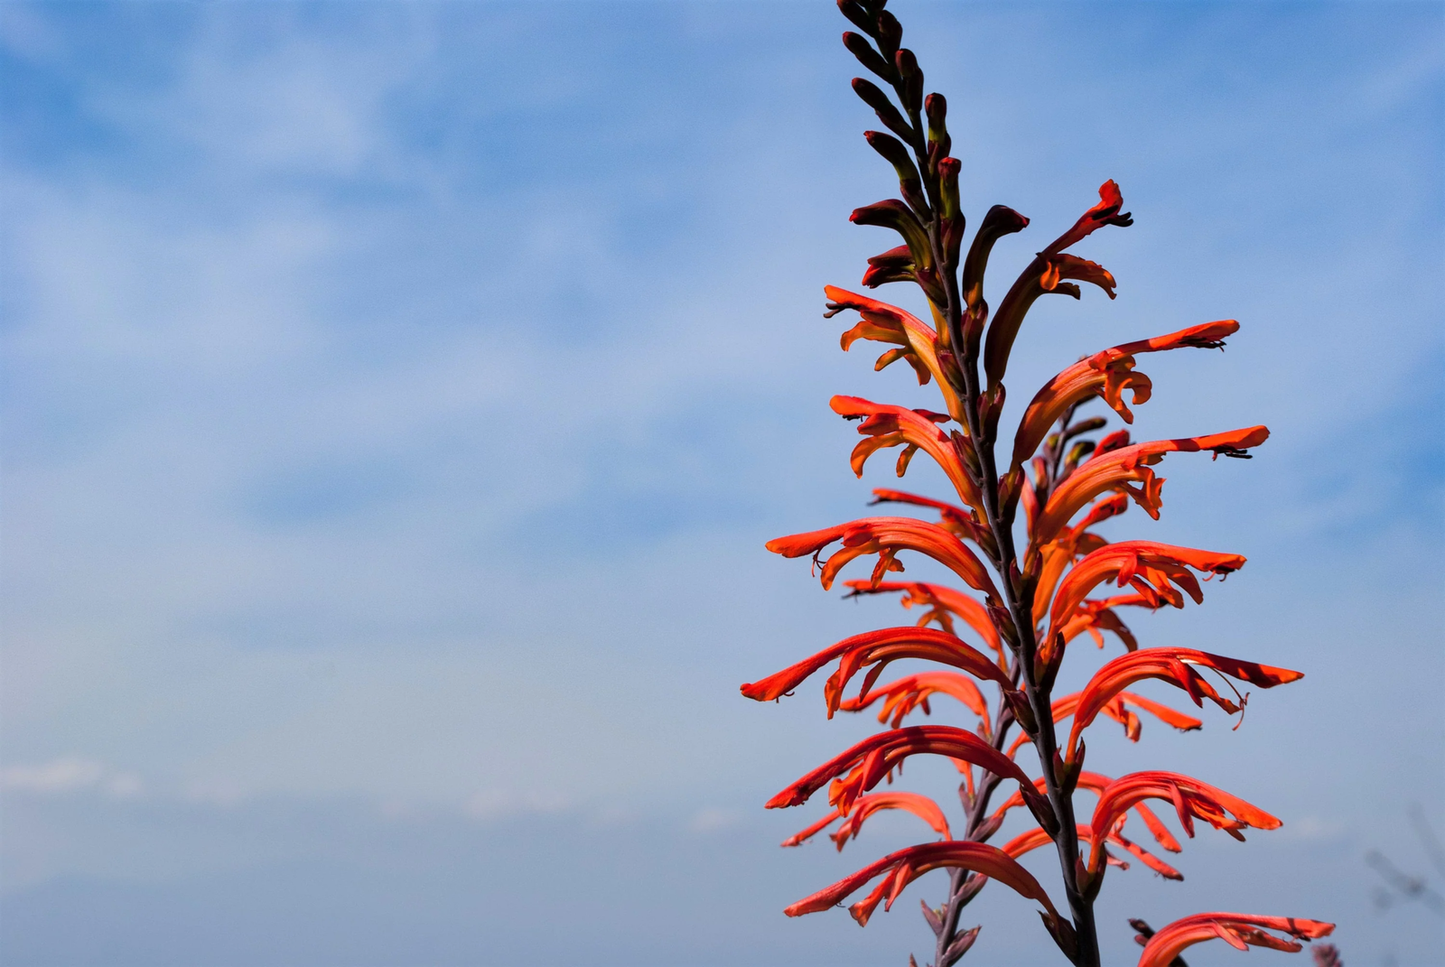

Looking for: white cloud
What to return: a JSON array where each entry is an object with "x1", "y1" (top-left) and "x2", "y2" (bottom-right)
[{"x1": 1, "y1": 757, "x2": 144, "y2": 800}]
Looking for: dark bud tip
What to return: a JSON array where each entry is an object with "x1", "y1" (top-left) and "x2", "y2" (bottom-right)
[
  {"x1": 876, "y1": 9, "x2": 902, "y2": 57},
  {"x1": 837, "y1": 0, "x2": 878, "y2": 37},
  {"x1": 895, "y1": 47, "x2": 918, "y2": 77},
  {"x1": 925, "y1": 92, "x2": 947, "y2": 125},
  {"x1": 843, "y1": 31, "x2": 895, "y2": 81},
  {"x1": 894, "y1": 49, "x2": 923, "y2": 111}
]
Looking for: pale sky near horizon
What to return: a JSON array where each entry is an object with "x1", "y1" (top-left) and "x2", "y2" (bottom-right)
[{"x1": 2, "y1": 2, "x2": 1442, "y2": 965}]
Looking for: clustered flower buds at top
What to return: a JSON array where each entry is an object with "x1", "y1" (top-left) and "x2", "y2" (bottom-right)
[{"x1": 740, "y1": 3, "x2": 1333, "y2": 966}]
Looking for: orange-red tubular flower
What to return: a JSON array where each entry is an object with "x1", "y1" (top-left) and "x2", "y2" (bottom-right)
[
  {"x1": 838, "y1": 792, "x2": 952, "y2": 848},
  {"x1": 992, "y1": 772, "x2": 1182, "y2": 855},
  {"x1": 1001, "y1": 825, "x2": 1080, "y2": 860},
  {"x1": 831, "y1": 396, "x2": 981, "y2": 508},
  {"x1": 999, "y1": 825, "x2": 1182, "y2": 880},
  {"x1": 984, "y1": 254, "x2": 1119, "y2": 388},
  {"x1": 1041, "y1": 180, "x2": 1134, "y2": 258},
  {"x1": 1054, "y1": 594, "x2": 1152, "y2": 652},
  {"x1": 780, "y1": 810, "x2": 844, "y2": 848},
  {"x1": 1047, "y1": 542, "x2": 1248, "y2": 645},
  {"x1": 783, "y1": 841, "x2": 1061, "y2": 928},
  {"x1": 766, "y1": 725, "x2": 1034, "y2": 813},
  {"x1": 1110, "y1": 828, "x2": 1185, "y2": 879},
  {"x1": 838, "y1": 671, "x2": 992, "y2": 733},
  {"x1": 1011, "y1": 320, "x2": 1240, "y2": 469},
  {"x1": 740, "y1": 626, "x2": 1009, "y2": 716},
  {"x1": 1066, "y1": 648, "x2": 1304, "y2": 757},
  {"x1": 844, "y1": 575, "x2": 1005, "y2": 661},
  {"x1": 768, "y1": 517, "x2": 1000, "y2": 599},
  {"x1": 866, "y1": 489, "x2": 995, "y2": 552},
  {"x1": 861, "y1": 243, "x2": 916, "y2": 289},
  {"x1": 1032, "y1": 427, "x2": 1270, "y2": 546},
  {"x1": 781, "y1": 791, "x2": 952, "y2": 850},
  {"x1": 1089, "y1": 772, "x2": 1282, "y2": 873},
  {"x1": 1029, "y1": 494, "x2": 1130, "y2": 629},
  {"x1": 826, "y1": 286, "x2": 964, "y2": 420},
  {"x1": 1051, "y1": 689, "x2": 1204, "y2": 743},
  {"x1": 1136, "y1": 913, "x2": 1334, "y2": 967},
  {"x1": 868, "y1": 488, "x2": 970, "y2": 519}
]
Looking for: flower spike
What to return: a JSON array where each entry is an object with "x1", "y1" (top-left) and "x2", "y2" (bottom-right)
[{"x1": 753, "y1": 7, "x2": 1312, "y2": 963}]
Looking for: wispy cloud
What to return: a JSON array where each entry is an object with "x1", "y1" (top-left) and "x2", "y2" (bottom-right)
[{"x1": 2, "y1": 757, "x2": 144, "y2": 800}]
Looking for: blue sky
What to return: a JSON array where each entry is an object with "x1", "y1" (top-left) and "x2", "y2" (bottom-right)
[{"x1": 1, "y1": 2, "x2": 1442, "y2": 965}]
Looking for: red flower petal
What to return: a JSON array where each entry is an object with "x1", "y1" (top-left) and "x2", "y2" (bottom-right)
[
  {"x1": 783, "y1": 841, "x2": 1060, "y2": 927},
  {"x1": 740, "y1": 626, "x2": 1008, "y2": 716},
  {"x1": 1033, "y1": 427, "x2": 1270, "y2": 546},
  {"x1": 768, "y1": 516, "x2": 999, "y2": 598},
  {"x1": 1091, "y1": 771, "x2": 1282, "y2": 867},
  {"x1": 830, "y1": 791, "x2": 952, "y2": 849},
  {"x1": 766, "y1": 725, "x2": 1032, "y2": 812},
  {"x1": 838, "y1": 670, "x2": 991, "y2": 732},
  {"x1": 1137, "y1": 913, "x2": 1333, "y2": 967},
  {"x1": 826, "y1": 286, "x2": 964, "y2": 420},
  {"x1": 831, "y1": 396, "x2": 981, "y2": 509},
  {"x1": 984, "y1": 254, "x2": 1121, "y2": 387},
  {"x1": 1047, "y1": 542, "x2": 1248, "y2": 644},
  {"x1": 1041, "y1": 180, "x2": 1133, "y2": 257},
  {"x1": 1012, "y1": 320, "x2": 1240, "y2": 468},
  {"x1": 843, "y1": 575, "x2": 1004, "y2": 662},
  {"x1": 1066, "y1": 648, "x2": 1303, "y2": 757}
]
